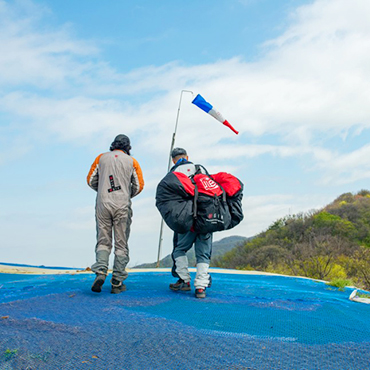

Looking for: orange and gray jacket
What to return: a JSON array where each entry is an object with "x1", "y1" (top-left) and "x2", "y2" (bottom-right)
[{"x1": 87, "y1": 150, "x2": 144, "y2": 205}]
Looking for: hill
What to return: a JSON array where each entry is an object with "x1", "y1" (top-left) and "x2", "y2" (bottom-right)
[
  {"x1": 135, "y1": 235, "x2": 250, "y2": 268},
  {"x1": 213, "y1": 190, "x2": 370, "y2": 290}
]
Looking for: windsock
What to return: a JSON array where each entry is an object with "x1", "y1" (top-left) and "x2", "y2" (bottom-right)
[{"x1": 191, "y1": 94, "x2": 239, "y2": 135}]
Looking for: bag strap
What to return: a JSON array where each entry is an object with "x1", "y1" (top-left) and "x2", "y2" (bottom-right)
[
  {"x1": 193, "y1": 182, "x2": 199, "y2": 219},
  {"x1": 189, "y1": 170, "x2": 199, "y2": 220},
  {"x1": 194, "y1": 164, "x2": 209, "y2": 176}
]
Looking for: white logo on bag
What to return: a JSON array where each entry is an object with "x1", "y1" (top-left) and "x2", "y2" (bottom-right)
[{"x1": 200, "y1": 177, "x2": 218, "y2": 191}]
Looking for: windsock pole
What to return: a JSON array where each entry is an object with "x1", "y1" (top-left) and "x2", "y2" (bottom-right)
[{"x1": 156, "y1": 90, "x2": 193, "y2": 268}]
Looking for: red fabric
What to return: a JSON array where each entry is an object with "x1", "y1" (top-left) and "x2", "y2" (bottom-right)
[
  {"x1": 193, "y1": 174, "x2": 223, "y2": 196},
  {"x1": 173, "y1": 171, "x2": 241, "y2": 197},
  {"x1": 223, "y1": 120, "x2": 239, "y2": 135},
  {"x1": 211, "y1": 172, "x2": 241, "y2": 196},
  {"x1": 173, "y1": 172, "x2": 195, "y2": 195}
]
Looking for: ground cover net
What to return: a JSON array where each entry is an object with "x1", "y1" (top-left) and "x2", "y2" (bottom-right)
[{"x1": 0, "y1": 271, "x2": 369, "y2": 370}]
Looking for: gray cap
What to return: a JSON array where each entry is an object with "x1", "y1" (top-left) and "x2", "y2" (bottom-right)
[{"x1": 171, "y1": 147, "x2": 187, "y2": 158}]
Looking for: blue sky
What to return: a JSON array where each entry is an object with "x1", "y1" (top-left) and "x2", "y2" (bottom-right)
[{"x1": 1, "y1": 0, "x2": 370, "y2": 267}]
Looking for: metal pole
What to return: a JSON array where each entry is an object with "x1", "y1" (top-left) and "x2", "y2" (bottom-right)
[{"x1": 156, "y1": 90, "x2": 193, "y2": 267}]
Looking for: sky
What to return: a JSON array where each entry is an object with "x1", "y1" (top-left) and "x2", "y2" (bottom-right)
[{"x1": 1, "y1": 0, "x2": 370, "y2": 268}]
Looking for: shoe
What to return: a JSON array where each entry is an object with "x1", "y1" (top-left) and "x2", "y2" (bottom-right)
[
  {"x1": 195, "y1": 288, "x2": 206, "y2": 298},
  {"x1": 111, "y1": 278, "x2": 127, "y2": 294},
  {"x1": 91, "y1": 274, "x2": 106, "y2": 293},
  {"x1": 349, "y1": 290, "x2": 357, "y2": 301},
  {"x1": 208, "y1": 275, "x2": 212, "y2": 288},
  {"x1": 169, "y1": 279, "x2": 191, "y2": 291}
]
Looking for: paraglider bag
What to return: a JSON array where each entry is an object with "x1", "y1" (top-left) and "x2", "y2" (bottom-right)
[{"x1": 156, "y1": 165, "x2": 243, "y2": 234}]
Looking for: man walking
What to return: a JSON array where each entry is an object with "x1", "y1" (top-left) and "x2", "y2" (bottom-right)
[
  {"x1": 168, "y1": 148, "x2": 212, "y2": 299},
  {"x1": 87, "y1": 134, "x2": 144, "y2": 294}
]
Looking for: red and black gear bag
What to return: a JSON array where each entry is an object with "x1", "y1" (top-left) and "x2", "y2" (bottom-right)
[
  {"x1": 155, "y1": 165, "x2": 243, "y2": 234},
  {"x1": 192, "y1": 171, "x2": 230, "y2": 233},
  {"x1": 192, "y1": 165, "x2": 243, "y2": 232},
  {"x1": 211, "y1": 172, "x2": 244, "y2": 230},
  {"x1": 155, "y1": 172, "x2": 195, "y2": 233}
]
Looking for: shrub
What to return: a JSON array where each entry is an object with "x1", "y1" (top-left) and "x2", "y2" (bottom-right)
[
  {"x1": 357, "y1": 189, "x2": 370, "y2": 197},
  {"x1": 327, "y1": 278, "x2": 353, "y2": 289},
  {"x1": 313, "y1": 211, "x2": 355, "y2": 237},
  {"x1": 357, "y1": 292, "x2": 370, "y2": 298},
  {"x1": 4, "y1": 349, "x2": 18, "y2": 361},
  {"x1": 326, "y1": 263, "x2": 347, "y2": 280}
]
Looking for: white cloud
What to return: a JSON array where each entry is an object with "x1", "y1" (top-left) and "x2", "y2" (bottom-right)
[
  {"x1": 319, "y1": 143, "x2": 370, "y2": 185},
  {"x1": 0, "y1": 0, "x2": 99, "y2": 89},
  {"x1": 1, "y1": 0, "x2": 370, "y2": 267},
  {"x1": 1, "y1": 0, "x2": 370, "y2": 165}
]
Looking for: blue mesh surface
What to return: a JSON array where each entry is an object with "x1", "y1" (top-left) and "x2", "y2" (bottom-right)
[{"x1": 0, "y1": 271, "x2": 369, "y2": 369}]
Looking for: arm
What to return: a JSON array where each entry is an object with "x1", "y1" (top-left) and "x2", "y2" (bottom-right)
[
  {"x1": 87, "y1": 154, "x2": 103, "y2": 191},
  {"x1": 131, "y1": 157, "x2": 144, "y2": 197}
]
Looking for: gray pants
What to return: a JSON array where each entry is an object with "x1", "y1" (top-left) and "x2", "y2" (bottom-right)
[
  {"x1": 171, "y1": 231, "x2": 212, "y2": 289},
  {"x1": 91, "y1": 203, "x2": 132, "y2": 282}
]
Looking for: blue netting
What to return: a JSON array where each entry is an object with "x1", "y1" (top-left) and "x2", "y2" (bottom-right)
[{"x1": 0, "y1": 271, "x2": 369, "y2": 369}]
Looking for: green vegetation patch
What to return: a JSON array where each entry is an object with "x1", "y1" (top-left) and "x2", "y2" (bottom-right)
[
  {"x1": 213, "y1": 190, "x2": 370, "y2": 291},
  {"x1": 3, "y1": 349, "x2": 18, "y2": 361},
  {"x1": 357, "y1": 292, "x2": 370, "y2": 299},
  {"x1": 327, "y1": 278, "x2": 353, "y2": 289}
]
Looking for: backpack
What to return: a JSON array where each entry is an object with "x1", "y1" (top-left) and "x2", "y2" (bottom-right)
[
  {"x1": 155, "y1": 165, "x2": 243, "y2": 234},
  {"x1": 191, "y1": 165, "x2": 243, "y2": 233},
  {"x1": 155, "y1": 171, "x2": 195, "y2": 234},
  {"x1": 210, "y1": 172, "x2": 244, "y2": 230}
]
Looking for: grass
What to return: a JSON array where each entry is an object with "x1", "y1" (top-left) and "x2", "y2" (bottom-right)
[
  {"x1": 327, "y1": 278, "x2": 353, "y2": 289},
  {"x1": 29, "y1": 348, "x2": 51, "y2": 362},
  {"x1": 3, "y1": 349, "x2": 18, "y2": 361},
  {"x1": 357, "y1": 292, "x2": 370, "y2": 299}
]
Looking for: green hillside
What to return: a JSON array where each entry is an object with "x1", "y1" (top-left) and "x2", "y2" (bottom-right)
[
  {"x1": 213, "y1": 190, "x2": 370, "y2": 290},
  {"x1": 135, "y1": 236, "x2": 250, "y2": 268}
]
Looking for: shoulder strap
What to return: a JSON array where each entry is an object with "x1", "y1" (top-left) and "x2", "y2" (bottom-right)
[
  {"x1": 193, "y1": 182, "x2": 198, "y2": 219},
  {"x1": 194, "y1": 164, "x2": 209, "y2": 176}
]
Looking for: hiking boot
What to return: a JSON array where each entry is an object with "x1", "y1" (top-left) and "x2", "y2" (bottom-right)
[
  {"x1": 169, "y1": 279, "x2": 191, "y2": 291},
  {"x1": 91, "y1": 274, "x2": 106, "y2": 293},
  {"x1": 349, "y1": 290, "x2": 357, "y2": 301},
  {"x1": 195, "y1": 288, "x2": 206, "y2": 299},
  {"x1": 208, "y1": 275, "x2": 212, "y2": 288},
  {"x1": 111, "y1": 278, "x2": 127, "y2": 294}
]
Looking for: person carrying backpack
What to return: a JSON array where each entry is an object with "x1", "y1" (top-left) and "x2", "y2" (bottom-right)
[
  {"x1": 87, "y1": 134, "x2": 144, "y2": 294},
  {"x1": 167, "y1": 148, "x2": 212, "y2": 299}
]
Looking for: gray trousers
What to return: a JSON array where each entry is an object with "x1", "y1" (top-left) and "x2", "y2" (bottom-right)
[
  {"x1": 91, "y1": 203, "x2": 132, "y2": 282},
  {"x1": 171, "y1": 231, "x2": 212, "y2": 289}
]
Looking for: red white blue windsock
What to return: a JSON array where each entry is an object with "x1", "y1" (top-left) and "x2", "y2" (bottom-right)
[{"x1": 191, "y1": 94, "x2": 239, "y2": 135}]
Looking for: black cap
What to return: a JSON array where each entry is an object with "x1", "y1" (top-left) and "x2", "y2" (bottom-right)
[
  {"x1": 114, "y1": 134, "x2": 130, "y2": 145},
  {"x1": 171, "y1": 147, "x2": 187, "y2": 158},
  {"x1": 110, "y1": 134, "x2": 131, "y2": 154}
]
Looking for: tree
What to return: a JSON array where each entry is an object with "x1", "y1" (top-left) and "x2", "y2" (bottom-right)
[{"x1": 349, "y1": 247, "x2": 370, "y2": 290}]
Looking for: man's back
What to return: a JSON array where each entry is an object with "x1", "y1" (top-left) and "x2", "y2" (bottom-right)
[
  {"x1": 97, "y1": 151, "x2": 134, "y2": 204},
  {"x1": 87, "y1": 150, "x2": 144, "y2": 206},
  {"x1": 165, "y1": 148, "x2": 213, "y2": 299},
  {"x1": 88, "y1": 134, "x2": 144, "y2": 294}
]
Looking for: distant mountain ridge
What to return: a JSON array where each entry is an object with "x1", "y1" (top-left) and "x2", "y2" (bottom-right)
[
  {"x1": 213, "y1": 190, "x2": 370, "y2": 291},
  {"x1": 135, "y1": 235, "x2": 250, "y2": 268}
]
